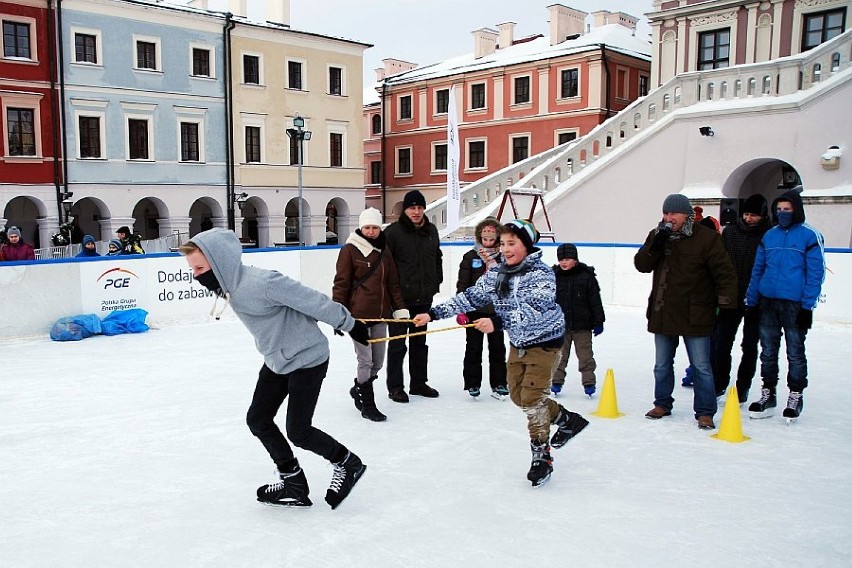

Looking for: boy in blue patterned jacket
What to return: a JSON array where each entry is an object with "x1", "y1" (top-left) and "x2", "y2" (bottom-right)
[{"x1": 413, "y1": 220, "x2": 588, "y2": 487}]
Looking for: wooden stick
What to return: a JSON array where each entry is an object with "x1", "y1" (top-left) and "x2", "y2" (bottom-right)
[
  {"x1": 358, "y1": 318, "x2": 414, "y2": 323},
  {"x1": 367, "y1": 323, "x2": 476, "y2": 343}
]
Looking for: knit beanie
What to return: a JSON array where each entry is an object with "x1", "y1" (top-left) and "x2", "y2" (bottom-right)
[
  {"x1": 503, "y1": 219, "x2": 539, "y2": 252},
  {"x1": 109, "y1": 238, "x2": 123, "y2": 250},
  {"x1": 557, "y1": 243, "x2": 578, "y2": 260},
  {"x1": 7, "y1": 226, "x2": 21, "y2": 238},
  {"x1": 82, "y1": 234, "x2": 96, "y2": 245},
  {"x1": 742, "y1": 194, "x2": 767, "y2": 216},
  {"x1": 358, "y1": 207, "x2": 383, "y2": 229},
  {"x1": 662, "y1": 194, "x2": 692, "y2": 214},
  {"x1": 117, "y1": 226, "x2": 131, "y2": 236},
  {"x1": 402, "y1": 190, "x2": 427, "y2": 210}
]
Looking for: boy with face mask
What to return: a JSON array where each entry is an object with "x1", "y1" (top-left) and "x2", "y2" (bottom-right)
[{"x1": 745, "y1": 188, "x2": 826, "y2": 422}]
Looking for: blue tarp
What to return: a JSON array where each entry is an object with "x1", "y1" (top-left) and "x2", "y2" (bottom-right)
[{"x1": 50, "y1": 309, "x2": 149, "y2": 341}]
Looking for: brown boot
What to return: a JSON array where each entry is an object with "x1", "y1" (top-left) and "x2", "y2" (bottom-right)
[
  {"x1": 645, "y1": 406, "x2": 672, "y2": 419},
  {"x1": 697, "y1": 415, "x2": 715, "y2": 430}
]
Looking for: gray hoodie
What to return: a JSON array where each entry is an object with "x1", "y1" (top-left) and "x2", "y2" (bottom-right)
[{"x1": 191, "y1": 228, "x2": 355, "y2": 374}]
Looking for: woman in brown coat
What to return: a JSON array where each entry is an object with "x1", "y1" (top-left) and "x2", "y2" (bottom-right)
[{"x1": 333, "y1": 208, "x2": 408, "y2": 422}]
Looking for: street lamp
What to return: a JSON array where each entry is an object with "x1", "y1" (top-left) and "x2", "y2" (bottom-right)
[
  {"x1": 286, "y1": 114, "x2": 311, "y2": 245},
  {"x1": 60, "y1": 191, "x2": 74, "y2": 223},
  {"x1": 234, "y1": 192, "x2": 249, "y2": 211}
]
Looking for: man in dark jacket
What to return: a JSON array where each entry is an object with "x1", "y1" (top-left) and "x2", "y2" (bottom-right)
[
  {"x1": 745, "y1": 188, "x2": 825, "y2": 422},
  {"x1": 551, "y1": 243, "x2": 605, "y2": 397},
  {"x1": 712, "y1": 194, "x2": 770, "y2": 402},
  {"x1": 383, "y1": 190, "x2": 443, "y2": 402},
  {"x1": 634, "y1": 194, "x2": 737, "y2": 430}
]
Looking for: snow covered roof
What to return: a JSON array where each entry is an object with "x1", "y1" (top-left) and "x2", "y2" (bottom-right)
[{"x1": 383, "y1": 24, "x2": 651, "y2": 86}]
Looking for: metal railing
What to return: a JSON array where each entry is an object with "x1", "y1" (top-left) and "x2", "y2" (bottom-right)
[{"x1": 33, "y1": 231, "x2": 189, "y2": 260}]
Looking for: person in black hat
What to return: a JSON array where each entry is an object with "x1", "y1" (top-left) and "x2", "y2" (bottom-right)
[
  {"x1": 711, "y1": 194, "x2": 770, "y2": 403},
  {"x1": 116, "y1": 225, "x2": 145, "y2": 254},
  {"x1": 551, "y1": 243, "x2": 605, "y2": 398},
  {"x1": 383, "y1": 190, "x2": 443, "y2": 402},
  {"x1": 634, "y1": 193, "x2": 737, "y2": 430}
]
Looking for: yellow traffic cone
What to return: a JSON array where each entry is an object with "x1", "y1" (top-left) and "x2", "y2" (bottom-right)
[
  {"x1": 592, "y1": 368, "x2": 624, "y2": 418},
  {"x1": 711, "y1": 386, "x2": 750, "y2": 443}
]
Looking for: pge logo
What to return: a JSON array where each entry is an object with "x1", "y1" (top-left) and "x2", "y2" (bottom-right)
[{"x1": 96, "y1": 267, "x2": 140, "y2": 289}]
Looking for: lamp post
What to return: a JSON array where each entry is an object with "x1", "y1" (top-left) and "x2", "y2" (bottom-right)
[
  {"x1": 286, "y1": 114, "x2": 311, "y2": 245},
  {"x1": 60, "y1": 191, "x2": 74, "y2": 224}
]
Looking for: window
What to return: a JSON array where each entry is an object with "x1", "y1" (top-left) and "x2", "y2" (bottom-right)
[
  {"x1": 330, "y1": 133, "x2": 343, "y2": 167},
  {"x1": 560, "y1": 69, "x2": 579, "y2": 98},
  {"x1": 79, "y1": 116, "x2": 101, "y2": 158},
  {"x1": 468, "y1": 140, "x2": 485, "y2": 168},
  {"x1": 180, "y1": 122, "x2": 200, "y2": 162},
  {"x1": 192, "y1": 48, "x2": 210, "y2": 77},
  {"x1": 329, "y1": 66, "x2": 343, "y2": 95},
  {"x1": 471, "y1": 83, "x2": 486, "y2": 109},
  {"x1": 698, "y1": 29, "x2": 730, "y2": 70},
  {"x1": 288, "y1": 60, "x2": 302, "y2": 89},
  {"x1": 128, "y1": 118, "x2": 149, "y2": 159},
  {"x1": 558, "y1": 131, "x2": 577, "y2": 145},
  {"x1": 397, "y1": 147, "x2": 411, "y2": 174},
  {"x1": 802, "y1": 9, "x2": 846, "y2": 51},
  {"x1": 136, "y1": 41, "x2": 157, "y2": 70},
  {"x1": 639, "y1": 75, "x2": 649, "y2": 97},
  {"x1": 512, "y1": 136, "x2": 529, "y2": 163},
  {"x1": 6, "y1": 108, "x2": 35, "y2": 156},
  {"x1": 434, "y1": 143, "x2": 447, "y2": 171},
  {"x1": 244, "y1": 55, "x2": 260, "y2": 84},
  {"x1": 436, "y1": 88, "x2": 449, "y2": 114},
  {"x1": 245, "y1": 126, "x2": 261, "y2": 163},
  {"x1": 289, "y1": 134, "x2": 299, "y2": 165},
  {"x1": 371, "y1": 114, "x2": 382, "y2": 135},
  {"x1": 3, "y1": 21, "x2": 30, "y2": 59},
  {"x1": 370, "y1": 161, "x2": 382, "y2": 184},
  {"x1": 399, "y1": 95, "x2": 412, "y2": 120},
  {"x1": 75, "y1": 33, "x2": 97, "y2": 64},
  {"x1": 514, "y1": 76, "x2": 530, "y2": 104}
]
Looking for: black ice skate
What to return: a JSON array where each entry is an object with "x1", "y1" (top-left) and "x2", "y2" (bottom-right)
[
  {"x1": 527, "y1": 439, "x2": 553, "y2": 487},
  {"x1": 748, "y1": 387, "x2": 777, "y2": 419},
  {"x1": 551, "y1": 405, "x2": 589, "y2": 449},
  {"x1": 325, "y1": 451, "x2": 366, "y2": 509},
  {"x1": 257, "y1": 466, "x2": 312, "y2": 507},
  {"x1": 783, "y1": 391, "x2": 803, "y2": 424}
]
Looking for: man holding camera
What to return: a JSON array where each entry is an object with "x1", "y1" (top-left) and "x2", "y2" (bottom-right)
[
  {"x1": 634, "y1": 194, "x2": 737, "y2": 430},
  {"x1": 117, "y1": 225, "x2": 145, "y2": 254}
]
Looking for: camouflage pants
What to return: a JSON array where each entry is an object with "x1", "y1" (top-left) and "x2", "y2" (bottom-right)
[{"x1": 507, "y1": 345, "x2": 561, "y2": 442}]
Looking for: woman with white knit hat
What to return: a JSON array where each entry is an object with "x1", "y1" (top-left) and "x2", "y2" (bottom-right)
[{"x1": 332, "y1": 208, "x2": 409, "y2": 422}]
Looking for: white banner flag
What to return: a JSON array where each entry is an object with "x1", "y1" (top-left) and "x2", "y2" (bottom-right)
[{"x1": 446, "y1": 85, "x2": 461, "y2": 233}]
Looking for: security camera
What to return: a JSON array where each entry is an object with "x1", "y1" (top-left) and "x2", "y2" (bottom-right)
[{"x1": 699, "y1": 126, "x2": 714, "y2": 137}]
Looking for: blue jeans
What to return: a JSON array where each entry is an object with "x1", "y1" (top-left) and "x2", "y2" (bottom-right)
[
  {"x1": 654, "y1": 334, "x2": 717, "y2": 418},
  {"x1": 758, "y1": 299, "x2": 809, "y2": 392}
]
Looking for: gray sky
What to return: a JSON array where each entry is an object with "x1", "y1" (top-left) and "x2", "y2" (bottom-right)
[{"x1": 202, "y1": 1, "x2": 655, "y2": 86}]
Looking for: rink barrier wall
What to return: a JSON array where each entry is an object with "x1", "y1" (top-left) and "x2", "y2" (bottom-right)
[{"x1": 0, "y1": 243, "x2": 849, "y2": 339}]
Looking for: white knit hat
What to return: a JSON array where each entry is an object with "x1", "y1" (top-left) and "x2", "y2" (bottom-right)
[{"x1": 359, "y1": 208, "x2": 383, "y2": 229}]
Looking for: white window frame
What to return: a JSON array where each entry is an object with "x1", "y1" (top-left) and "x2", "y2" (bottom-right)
[
  {"x1": 465, "y1": 137, "x2": 488, "y2": 171},
  {"x1": 241, "y1": 113, "x2": 267, "y2": 164},
  {"x1": 74, "y1": 110, "x2": 106, "y2": 160},
  {"x1": 395, "y1": 145, "x2": 413, "y2": 177},
  {"x1": 791, "y1": 0, "x2": 850, "y2": 55},
  {"x1": 132, "y1": 34, "x2": 162, "y2": 73},
  {"x1": 557, "y1": 66, "x2": 581, "y2": 101},
  {"x1": 554, "y1": 128, "x2": 579, "y2": 146},
  {"x1": 327, "y1": 63, "x2": 346, "y2": 96},
  {"x1": 687, "y1": 9, "x2": 738, "y2": 72},
  {"x1": 286, "y1": 58, "x2": 307, "y2": 91},
  {"x1": 189, "y1": 42, "x2": 215, "y2": 79},
  {"x1": 327, "y1": 120, "x2": 347, "y2": 168},
  {"x1": 70, "y1": 26, "x2": 102, "y2": 66},
  {"x1": 469, "y1": 82, "x2": 487, "y2": 112},
  {"x1": 433, "y1": 87, "x2": 450, "y2": 116},
  {"x1": 2, "y1": 92, "x2": 43, "y2": 159},
  {"x1": 509, "y1": 133, "x2": 531, "y2": 163},
  {"x1": 511, "y1": 74, "x2": 532, "y2": 106},
  {"x1": 1, "y1": 15, "x2": 38, "y2": 63},
  {"x1": 122, "y1": 102, "x2": 157, "y2": 161},
  {"x1": 398, "y1": 93, "x2": 413, "y2": 122},
  {"x1": 241, "y1": 51, "x2": 264, "y2": 86},
  {"x1": 431, "y1": 141, "x2": 448, "y2": 173},
  {"x1": 175, "y1": 106, "x2": 207, "y2": 163}
]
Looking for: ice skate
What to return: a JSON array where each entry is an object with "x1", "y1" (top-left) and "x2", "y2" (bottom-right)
[
  {"x1": 550, "y1": 383, "x2": 562, "y2": 396},
  {"x1": 748, "y1": 387, "x2": 777, "y2": 419},
  {"x1": 257, "y1": 465, "x2": 312, "y2": 507},
  {"x1": 783, "y1": 391, "x2": 803, "y2": 424},
  {"x1": 491, "y1": 385, "x2": 509, "y2": 401},
  {"x1": 551, "y1": 405, "x2": 589, "y2": 449},
  {"x1": 527, "y1": 440, "x2": 553, "y2": 488},
  {"x1": 583, "y1": 385, "x2": 596, "y2": 398},
  {"x1": 468, "y1": 387, "x2": 481, "y2": 398},
  {"x1": 325, "y1": 451, "x2": 366, "y2": 509}
]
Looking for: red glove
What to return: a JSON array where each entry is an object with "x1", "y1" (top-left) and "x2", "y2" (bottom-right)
[{"x1": 456, "y1": 314, "x2": 470, "y2": 325}]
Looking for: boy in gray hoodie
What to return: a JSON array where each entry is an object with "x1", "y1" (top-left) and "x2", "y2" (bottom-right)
[{"x1": 180, "y1": 228, "x2": 369, "y2": 509}]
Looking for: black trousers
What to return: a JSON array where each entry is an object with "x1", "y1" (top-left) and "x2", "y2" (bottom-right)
[
  {"x1": 246, "y1": 360, "x2": 340, "y2": 469},
  {"x1": 386, "y1": 303, "x2": 431, "y2": 391},
  {"x1": 712, "y1": 307, "x2": 760, "y2": 396},
  {"x1": 462, "y1": 324, "x2": 507, "y2": 390}
]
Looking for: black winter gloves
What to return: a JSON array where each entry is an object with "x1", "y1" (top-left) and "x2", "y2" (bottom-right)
[
  {"x1": 649, "y1": 222, "x2": 673, "y2": 253},
  {"x1": 796, "y1": 309, "x2": 813, "y2": 330},
  {"x1": 348, "y1": 320, "x2": 370, "y2": 345}
]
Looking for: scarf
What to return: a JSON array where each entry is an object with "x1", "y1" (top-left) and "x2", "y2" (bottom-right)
[
  {"x1": 356, "y1": 228, "x2": 385, "y2": 250},
  {"x1": 495, "y1": 256, "x2": 533, "y2": 299},
  {"x1": 475, "y1": 243, "x2": 500, "y2": 270}
]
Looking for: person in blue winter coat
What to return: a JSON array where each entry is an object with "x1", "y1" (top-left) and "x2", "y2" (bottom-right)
[
  {"x1": 745, "y1": 188, "x2": 825, "y2": 421},
  {"x1": 75, "y1": 235, "x2": 101, "y2": 258},
  {"x1": 179, "y1": 228, "x2": 369, "y2": 509},
  {"x1": 413, "y1": 219, "x2": 588, "y2": 487}
]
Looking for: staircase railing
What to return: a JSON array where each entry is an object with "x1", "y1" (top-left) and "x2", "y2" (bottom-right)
[{"x1": 433, "y1": 29, "x2": 852, "y2": 238}]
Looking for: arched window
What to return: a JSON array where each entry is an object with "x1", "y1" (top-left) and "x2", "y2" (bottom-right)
[
  {"x1": 371, "y1": 114, "x2": 381, "y2": 135},
  {"x1": 462, "y1": 199, "x2": 468, "y2": 215},
  {"x1": 720, "y1": 81, "x2": 728, "y2": 99},
  {"x1": 674, "y1": 86, "x2": 681, "y2": 105},
  {"x1": 633, "y1": 112, "x2": 641, "y2": 129},
  {"x1": 734, "y1": 79, "x2": 742, "y2": 97},
  {"x1": 706, "y1": 82, "x2": 714, "y2": 100},
  {"x1": 472, "y1": 193, "x2": 479, "y2": 208},
  {"x1": 605, "y1": 133, "x2": 613, "y2": 148},
  {"x1": 662, "y1": 94, "x2": 671, "y2": 111},
  {"x1": 812, "y1": 63, "x2": 822, "y2": 83},
  {"x1": 762, "y1": 75, "x2": 771, "y2": 95},
  {"x1": 831, "y1": 52, "x2": 841, "y2": 72},
  {"x1": 648, "y1": 103, "x2": 656, "y2": 121},
  {"x1": 748, "y1": 77, "x2": 756, "y2": 96}
]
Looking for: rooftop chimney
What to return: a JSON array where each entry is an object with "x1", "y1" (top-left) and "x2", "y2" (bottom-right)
[
  {"x1": 376, "y1": 58, "x2": 418, "y2": 82},
  {"x1": 267, "y1": 0, "x2": 290, "y2": 25},
  {"x1": 547, "y1": 4, "x2": 587, "y2": 46},
  {"x1": 497, "y1": 22, "x2": 516, "y2": 49},
  {"x1": 591, "y1": 9, "x2": 638, "y2": 31},
  {"x1": 472, "y1": 28, "x2": 499, "y2": 59}
]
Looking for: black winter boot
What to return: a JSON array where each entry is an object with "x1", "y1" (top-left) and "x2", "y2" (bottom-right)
[
  {"x1": 355, "y1": 377, "x2": 387, "y2": 422},
  {"x1": 527, "y1": 439, "x2": 553, "y2": 487},
  {"x1": 349, "y1": 379, "x2": 363, "y2": 411}
]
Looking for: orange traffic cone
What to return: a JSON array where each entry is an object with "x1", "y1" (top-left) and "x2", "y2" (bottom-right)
[
  {"x1": 592, "y1": 368, "x2": 624, "y2": 418},
  {"x1": 711, "y1": 386, "x2": 750, "y2": 443}
]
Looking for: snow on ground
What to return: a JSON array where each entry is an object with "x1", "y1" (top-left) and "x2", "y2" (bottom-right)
[{"x1": 2, "y1": 306, "x2": 851, "y2": 567}]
